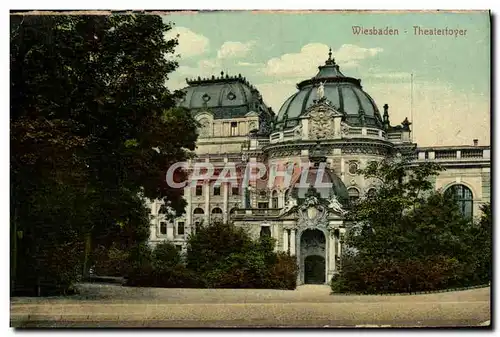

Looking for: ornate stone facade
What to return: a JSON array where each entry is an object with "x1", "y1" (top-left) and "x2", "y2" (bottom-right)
[{"x1": 148, "y1": 52, "x2": 491, "y2": 285}]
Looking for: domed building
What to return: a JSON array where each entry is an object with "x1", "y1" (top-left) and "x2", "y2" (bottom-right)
[{"x1": 148, "y1": 50, "x2": 491, "y2": 285}]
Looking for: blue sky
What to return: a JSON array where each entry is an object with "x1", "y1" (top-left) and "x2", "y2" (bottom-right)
[{"x1": 162, "y1": 11, "x2": 490, "y2": 146}]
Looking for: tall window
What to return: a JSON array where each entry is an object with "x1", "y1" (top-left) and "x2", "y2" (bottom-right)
[
  {"x1": 445, "y1": 184, "x2": 473, "y2": 219},
  {"x1": 232, "y1": 186, "x2": 239, "y2": 195},
  {"x1": 160, "y1": 221, "x2": 167, "y2": 235},
  {"x1": 231, "y1": 122, "x2": 238, "y2": 136},
  {"x1": 271, "y1": 191, "x2": 279, "y2": 208},
  {"x1": 177, "y1": 222, "x2": 185, "y2": 235},
  {"x1": 195, "y1": 186, "x2": 203, "y2": 196},
  {"x1": 213, "y1": 185, "x2": 221, "y2": 196},
  {"x1": 348, "y1": 188, "x2": 360, "y2": 203},
  {"x1": 260, "y1": 226, "x2": 271, "y2": 238}
]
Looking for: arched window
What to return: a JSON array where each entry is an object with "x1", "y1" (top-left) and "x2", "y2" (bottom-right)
[
  {"x1": 366, "y1": 188, "x2": 377, "y2": 198},
  {"x1": 445, "y1": 184, "x2": 473, "y2": 218},
  {"x1": 229, "y1": 208, "x2": 236, "y2": 214},
  {"x1": 193, "y1": 208, "x2": 204, "y2": 215},
  {"x1": 211, "y1": 207, "x2": 223, "y2": 214},
  {"x1": 284, "y1": 189, "x2": 289, "y2": 203},
  {"x1": 271, "y1": 191, "x2": 279, "y2": 208},
  {"x1": 348, "y1": 187, "x2": 360, "y2": 203}
]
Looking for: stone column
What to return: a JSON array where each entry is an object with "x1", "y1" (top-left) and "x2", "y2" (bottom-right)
[
  {"x1": 204, "y1": 180, "x2": 210, "y2": 225},
  {"x1": 272, "y1": 225, "x2": 279, "y2": 252},
  {"x1": 166, "y1": 222, "x2": 174, "y2": 241},
  {"x1": 329, "y1": 232, "x2": 336, "y2": 273},
  {"x1": 337, "y1": 233, "x2": 342, "y2": 264},
  {"x1": 223, "y1": 182, "x2": 229, "y2": 223},
  {"x1": 185, "y1": 187, "x2": 192, "y2": 235},
  {"x1": 290, "y1": 229, "x2": 296, "y2": 256},
  {"x1": 283, "y1": 228, "x2": 289, "y2": 253}
]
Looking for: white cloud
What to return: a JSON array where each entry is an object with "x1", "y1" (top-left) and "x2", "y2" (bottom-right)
[
  {"x1": 334, "y1": 44, "x2": 383, "y2": 63},
  {"x1": 366, "y1": 72, "x2": 412, "y2": 80},
  {"x1": 255, "y1": 80, "x2": 300, "y2": 112},
  {"x1": 217, "y1": 41, "x2": 256, "y2": 59},
  {"x1": 237, "y1": 61, "x2": 262, "y2": 67},
  {"x1": 165, "y1": 27, "x2": 209, "y2": 58},
  {"x1": 262, "y1": 43, "x2": 384, "y2": 78}
]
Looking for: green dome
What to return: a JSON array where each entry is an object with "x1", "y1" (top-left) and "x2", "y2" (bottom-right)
[{"x1": 275, "y1": 50, "x2": 383, "y2": 131}]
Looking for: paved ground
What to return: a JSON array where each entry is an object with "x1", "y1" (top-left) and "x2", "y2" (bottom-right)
[{"x1": 10, "y1": 283, "x2": 491, "y2": 328}]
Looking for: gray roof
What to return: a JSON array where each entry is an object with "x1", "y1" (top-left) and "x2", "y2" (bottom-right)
[{"x1": 178, "y1": 73, "x2": 273, "y2": 120}]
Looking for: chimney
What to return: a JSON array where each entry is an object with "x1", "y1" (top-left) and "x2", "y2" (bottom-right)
[{"x1": 473, "y1": 139, "x2": 478, "y2": 146}]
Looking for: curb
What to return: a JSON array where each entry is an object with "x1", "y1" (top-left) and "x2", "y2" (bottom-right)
[{"x1": 330, "y1": 284, "x2": 490, "y2": 296}]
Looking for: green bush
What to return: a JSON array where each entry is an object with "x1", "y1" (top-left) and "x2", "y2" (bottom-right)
[
  {"x1": 264, "y1": 252, "x2": 299, "y2": 290},
  {"x1": 331, "y1": 255, "x2": 466, "y2": 294},
  {"x1": 126, "y1": 223, "x2": 298, "y2": 290},
  {"x1": 92, "y1": 243, "x2": 130, "y2": 277},
  {"x1": 126, "y1": 241, "x2": 202, "y2": 288},
  {"x1": 14, "y1": 229, "x2": 84, "y2": 296}
]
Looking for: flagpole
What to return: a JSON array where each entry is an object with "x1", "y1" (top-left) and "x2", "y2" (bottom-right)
[{"x1": 410, "y1": 73, "x2": 414, "y2": 141}]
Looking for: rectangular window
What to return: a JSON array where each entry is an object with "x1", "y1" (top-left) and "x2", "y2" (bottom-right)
[
  {"x1": 177, "y1": 222, "x2": 185, "y2": 235},
  {"x1": 260, "y1": 226, "x2": 271, "y2": 238},
  {"x1": 175, "y1": 245, "x2": 182, "y2": 252},
  {"x1": 160, "y1": 221, "x2": 167, "y2": 235},
  {"x1": 258, "y1": 202, "x2": 268, "y2": 209},
  {"x1": 213, "y1": 186, "x2": 221, "y2": 196},
  {"x1": 196, "y1": 186, "x2": 203, "y2": 196},
  {"x1": 231, "y1": 122, "x2": 238, "y2": 136},
  {"x1": 232, "y1": 187, "x2": 239, "y2": 195}
]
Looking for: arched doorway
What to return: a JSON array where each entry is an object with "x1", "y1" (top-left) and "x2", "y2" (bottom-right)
[
  {"x1": 304, "y1": 255, "x2": 325, "y2": 284},
  {"x1": 300, "y1": 229, "x2": 326, "y2": 284}
]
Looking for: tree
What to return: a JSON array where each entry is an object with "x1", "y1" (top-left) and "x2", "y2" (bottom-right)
[
  {"x1": 10, "y1": 14, "x2": 197, "y2": 294},
  {"x1": 185, "y1": 222, "x2": 254, "y2": 274},
  {"x1": 345, "y1": 158, "x2": 445, "y2": 259},
  {"x1": 333, "y1": 158, "x2": 487, "y2": 294}
]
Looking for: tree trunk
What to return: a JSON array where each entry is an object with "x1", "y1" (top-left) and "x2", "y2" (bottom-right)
[
  {"x1": 11, "y1": 210, "x2": 17, "y2": 294},
  {"x1": 82, "y1": 231, "x2": 92, "y2": 280}
]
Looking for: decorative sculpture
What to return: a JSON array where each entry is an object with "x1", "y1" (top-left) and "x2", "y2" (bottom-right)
[
  {"x1": 327, "y1": 194, "x2": 346, "y2": 215},
  {"x1": 280, "y1": 195, "x2": 298, "y2": 215},
  {"x1": 317, "y1": 81, "x2": 325, "y2": 100}
]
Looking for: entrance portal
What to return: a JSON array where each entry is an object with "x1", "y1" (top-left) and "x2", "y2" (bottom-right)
[
  {"x1": 304, "y1": 255, "x2": 326, "y2": 284},
  {"x1": 300, "y1": 229, "x2": 326, "y2": 284}
]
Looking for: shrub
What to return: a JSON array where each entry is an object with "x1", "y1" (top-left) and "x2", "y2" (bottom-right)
[
  {"x1": 331, "y1": 255, "x2": 467, "y2": 294},
  {"x1": 264, "y1": 252, "x2": 299, "y2": 290},
  {"x1": 92, "y1": 243, "x2": 130, "y2": 277},
  {"x1": 126, "y1": 241, "x2": 202, "y2": 288},
  {"x1": 126, "y1": 223, "x2": 299, "y2": 290},
  {"x1": 186, "y1": 222, "x2": 253, "y2": 274}
]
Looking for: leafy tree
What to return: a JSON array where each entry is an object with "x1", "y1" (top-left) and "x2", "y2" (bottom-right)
[
  {"x1": 185, "y1": 222, "x2": 254, "y2": 274},
  {"x1": 345, "y1": 158, "x2": 445, "y2": 259},
  {"x1": 10, "y1": 14, "x2": 197, "y2": 294},
  {"x1": 333, "y1": 158, "x2": 489, "y2": 294}
]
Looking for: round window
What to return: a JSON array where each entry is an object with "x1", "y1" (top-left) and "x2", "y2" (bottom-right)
[{"x1": 348, "y1": 162, "x2": 358, "y2": 175}]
